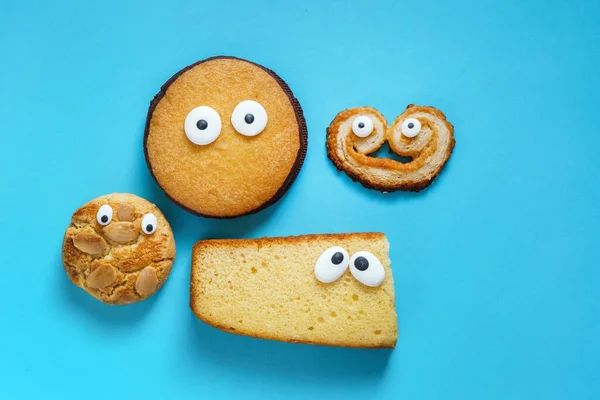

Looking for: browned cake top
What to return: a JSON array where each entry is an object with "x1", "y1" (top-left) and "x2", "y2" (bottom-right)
[{"x1": 145, "y1": 57, "x2": 306, "y2": 218}]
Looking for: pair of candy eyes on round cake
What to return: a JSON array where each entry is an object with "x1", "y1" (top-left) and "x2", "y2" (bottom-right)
[
  {"x1": 96, "y1": 204, "x2": 158, "y2": 235},
  {"x1": 184, "y1": 100, "x2": 268, "y2": 145},
  {"x1": 315, "y1": 246, "x2": 385, "y2": 287},
  {"x1": 352, "y1": 115, "x2": 422, "y2": 138}
]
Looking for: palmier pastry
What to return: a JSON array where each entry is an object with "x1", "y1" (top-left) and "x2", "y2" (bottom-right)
[{"x1": 326, "y1": 105, "x2": 455, "y2": 192}]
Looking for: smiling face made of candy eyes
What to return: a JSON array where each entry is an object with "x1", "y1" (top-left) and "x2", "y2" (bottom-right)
[
  {"x1": 62, "y1": 193, "x2": 175, "y2": 305},
  {"x1": 326, "y1": 104, "x2": 455, "y2": 192},
  {"x1": 144, "y1": 57, "x2": 307, "y2": 218},
  {"x1": 314, "y1": 246, "x2": 386, "y2": 287}
]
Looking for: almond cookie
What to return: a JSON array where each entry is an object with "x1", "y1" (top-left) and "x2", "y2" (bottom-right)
[
  {"x1": 144, "y1": 56, "x2": 308, "y2": 219},
  {"x1": 62, "y1": 193, "x2": 176, "y2": 305},
  {"x1": 327, "y1": 104, "x2": 455, "y2": 192}
]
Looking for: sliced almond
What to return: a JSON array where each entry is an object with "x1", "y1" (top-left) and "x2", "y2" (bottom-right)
[
  {"x1": 73, "y1": 232, "x2": 108, "y2": 255},
  {"x1": 86, "y1": 265, "x2": 117, "y2": 289},
  {"x1": 102, "y1": 222, "x2": 139, "y2": 244},
  {"x1": 135, "y1": 266, "x2": 158, "y2": 296},
  {"x1": 117, "y1": 203, "x2": 135, "y2": 221},
  {"x1": 117, "y1": 293, "x2": 139, "y2": 305}
]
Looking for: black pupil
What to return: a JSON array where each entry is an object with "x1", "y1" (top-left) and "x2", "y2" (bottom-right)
[
  {"x1": 146, "y1": 224, "x2": 153, "y2": 232},
  {"x1": 331, "y1": 252, "x2": 344, "y2": 265},
  {"x1": 407, "y1": 122, "x2": 414, "y2": 129},
  {"x1": 358, "y1": 122, "x2": 365, "y2": 129},
  {"x1": 354, "y1": 256, "x2": 369, "y2": 271},
  {"x1": 196, "y1": 119, "x2": 208, "y2": 130},
  {"x1": 101, "y1": 215, "x2": 108, "y2": 223},
  {"x1": 244, "y1": 114, "x2": 255, "y2": 124}
]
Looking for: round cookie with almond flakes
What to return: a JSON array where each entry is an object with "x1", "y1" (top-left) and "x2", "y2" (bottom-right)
[{"x1": 62, "y1": 193, "x2": 176, "y2": 305}]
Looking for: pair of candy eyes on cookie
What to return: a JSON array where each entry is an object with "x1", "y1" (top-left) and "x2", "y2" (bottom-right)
[
  {"x1": 352, "y1": 115, "x2": 422, "y2": 138},
  {"x1": 96, "y1": 205, "x2": 158, "y2": 235},
  {"x1": 184, "y1": 100, "x2": 268, "y2": 146},
  {"x1": 315, "y1": 246, "x2": 385, "y2": 287}
]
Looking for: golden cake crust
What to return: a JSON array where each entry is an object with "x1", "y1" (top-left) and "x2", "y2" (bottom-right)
[
  {"x1": 62, "y1": 193, "x2": 176, "y2": 305},
  {"x1": 144, "y1": 56, "x2": 308, "y2": 218}
]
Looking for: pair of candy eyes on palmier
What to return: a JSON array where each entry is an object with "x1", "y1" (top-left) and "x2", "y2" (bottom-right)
[
  {"x1": 184, "y1": 100, "x2": 268, "y2": 146},
  {"x1": 315, "y1": 246, "x2": 385, "y2": 287},
  {"x1": 96, "y1": 205, "x2": 158, "y2": 235},
  {"x1": 352, "y1": 116, "x2": 422, "y2": 139}
]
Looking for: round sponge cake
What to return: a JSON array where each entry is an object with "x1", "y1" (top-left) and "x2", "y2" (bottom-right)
[{"x1": 144, "y1": 56, "x2": 308, "y2": 218}]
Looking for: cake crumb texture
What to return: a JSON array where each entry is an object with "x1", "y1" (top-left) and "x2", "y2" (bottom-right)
[{"x1": 191, "y1": 232, "x2": 398, "y2": 348}]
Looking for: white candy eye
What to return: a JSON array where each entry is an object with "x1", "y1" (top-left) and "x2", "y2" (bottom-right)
[
  {"x1": 96, "y1": 205, "x2": 113, "y2": 226},
  {"x1": 401, "y1": 117, "x2": 421, "y2": 138},
  {"x1": 231, "y1": 100, "x2": 268, "y2": 137},
  {"x1": 141, "y1": 213, "x2": 158, "y2": 235},
  {"x1": 184, "y1": 106, "x2": 222, "y2": 145},
  {"x1": 315, "y1": 246, "x2": 350, "y2": 283},
  {"x1": 352, "y1": 116, "x2": 374, "y2": 138},
  {"x1": 349, "y1": 251, "x2": 385, "y2": 287}
]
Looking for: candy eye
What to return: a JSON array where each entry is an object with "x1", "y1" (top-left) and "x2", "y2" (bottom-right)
[
  {"x1": 314, "y1": 246, "x2": 350, "y2": 283},
  {"x1": 349, "y1": 251, "x2": 385, "y2": 287},
  {"x1": 141, "y1": 213, "x2": 158, "y2": 235},
  {"x1": 352, "y1": 116, "x2": 374, "y2": 137},
  {"x1": 401, "y1": 117, "x2": 421, "y2": 138},
  {"x1": 96, "y1": 205, "x2": 113, "y2": 226},
  {"x1": 184, "y1": 106, "x2": 222, "y2": 145},
  {"x1": 231, "y1": 100, "x2": 268, "y2": 137}
]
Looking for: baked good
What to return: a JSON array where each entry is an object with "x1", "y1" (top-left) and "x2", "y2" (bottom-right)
[
  {"x1": 191, "y1": 233, "x2": 397, "y2": 348},
  {"x1": 62, "y1": 193, "x2": 176, "y2": 305},
  {"x1": 144, "y1": 56, "x2": 308, "y2": 219},
  {"x1": 327, "y1": 104, "x2": 455, "y2": 192}
]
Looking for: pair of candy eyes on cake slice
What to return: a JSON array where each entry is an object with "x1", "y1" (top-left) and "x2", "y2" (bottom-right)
[
  {"x1": 184, "y1": 100, "x2": 268, "y2": 146},
  {"x1": 352, "y1": 115, "x2": 422, "y2": 138},
  {"x1": 96, "y1": 205, "x2": 158, "y2": 235},
  {"x1": 315, "y1": 246, "x2": 385, "y2": 287}
]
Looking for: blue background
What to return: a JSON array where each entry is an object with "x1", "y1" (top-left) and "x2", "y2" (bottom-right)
[{"x1": 1, "y1": 0, "x2": 599, "y2": 398}]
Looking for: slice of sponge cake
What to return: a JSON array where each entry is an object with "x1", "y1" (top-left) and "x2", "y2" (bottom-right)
[{"x1": 190, "y1": 233, "x2": 398, "y2": 348}]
